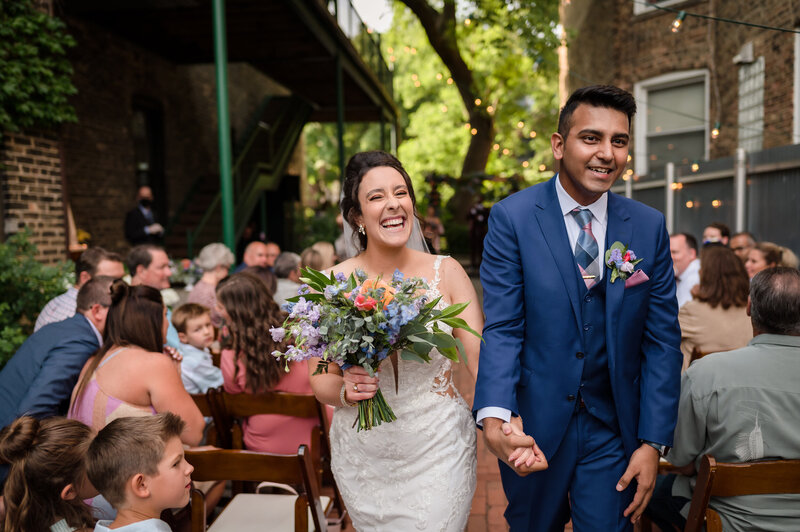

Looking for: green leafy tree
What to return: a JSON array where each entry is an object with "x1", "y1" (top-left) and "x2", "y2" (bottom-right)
[
  {"x1": 0, "y1": 0, "x2": 77, "y2": 131},
  {"x1": 0, "y1": 230, "x2": 73, "y2": 368}
]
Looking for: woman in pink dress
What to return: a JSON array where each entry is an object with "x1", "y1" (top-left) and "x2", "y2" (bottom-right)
[
  {"x1": 216, "y1": 272, "x2": 321, "y2": 454},
  {"x1": 69, "y1": 281, "x2": 204, "y2": 446}
]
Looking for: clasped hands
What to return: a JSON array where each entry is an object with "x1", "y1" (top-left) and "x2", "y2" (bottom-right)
[{"x1": 482, "y1": 416, "x2": 548, "y2": 476}]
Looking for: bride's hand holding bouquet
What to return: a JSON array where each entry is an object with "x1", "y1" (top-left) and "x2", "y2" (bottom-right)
[{"x1": 271, "y1": 267, "x2": 481, "y2": 431}]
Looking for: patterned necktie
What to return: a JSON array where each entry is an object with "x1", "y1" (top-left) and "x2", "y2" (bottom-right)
[{"x1": 571, "y1": 208, "x2": 599, "y2": 289}]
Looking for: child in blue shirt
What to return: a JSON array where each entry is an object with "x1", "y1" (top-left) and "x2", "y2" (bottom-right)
[{"x1": 172, "y1": 303, "x2": 223, "y2": 394}]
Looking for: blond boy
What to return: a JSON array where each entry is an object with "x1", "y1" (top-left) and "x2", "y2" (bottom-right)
[
  {"x1": 172, "y1": 303, "x2": 223, "y2": 394},
  {"x1": 87, "y1": 413, "x2": 193, "y2": 531}
]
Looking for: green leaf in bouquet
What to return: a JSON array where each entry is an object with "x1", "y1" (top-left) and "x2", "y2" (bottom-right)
[
  {"x1": 437, "y1": 345, "x2": 460, "y2": 361},
  {"x1": 411, "y1": 341, "x2": 435, "y2": 355},
  {"x1": 300, "y1": 267, "x2": 332, "y2": 288},
  {"x1": 454, "y1": 337, "x2": 468, "y2": 364},
  {"x1": 440, "y1": 317, "x2": 483, "y2": 339},
  {"x1": 286, "y1": 293, "x2": 325, "y2": 303},
  {"x1": 400, "y1": 348, "x2": 430, "y2": 363},
  {"x1": 436, "y1": 301, "x2": 470, "y2": 320},
  {"x1": 398, "y1": 321, "x2": 427, "y2": 339}
]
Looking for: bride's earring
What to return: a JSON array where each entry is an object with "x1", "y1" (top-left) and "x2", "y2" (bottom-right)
[{"x1": 358, "y1": 224, "x2": 366, "y2": 235}]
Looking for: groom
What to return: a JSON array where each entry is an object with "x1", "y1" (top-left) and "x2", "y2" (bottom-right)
[{"x1": 474, "y1": 85, "x2": 682, "y2": 531}]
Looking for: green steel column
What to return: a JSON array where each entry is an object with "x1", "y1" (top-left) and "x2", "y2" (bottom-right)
[
  {"x1": 212, "y1": 0, "x2": 235, "y2": 251},
  {"x1": 336, "y1": 54, "x2": 346, "y2": 181}
]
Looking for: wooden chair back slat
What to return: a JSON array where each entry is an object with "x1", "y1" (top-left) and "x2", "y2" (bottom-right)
[
  {"x1": 186, "y1": 445, "x2": 327, "y2": 532},
  {"x1": 684, "y1": 454, "x2": 800, "y2": 532}
]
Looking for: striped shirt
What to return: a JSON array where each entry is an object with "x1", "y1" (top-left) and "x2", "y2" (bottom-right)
[{"x1": 34, "y1": 286, "x2": 78, "y2": 332}]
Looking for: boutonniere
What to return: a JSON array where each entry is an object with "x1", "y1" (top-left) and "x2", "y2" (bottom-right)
[{"x1": 605, "y1": 242, "x2": 643, "y2": 283}]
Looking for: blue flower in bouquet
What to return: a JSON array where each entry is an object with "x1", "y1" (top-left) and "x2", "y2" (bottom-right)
[
  {"x1": 323, "y1": 284, "x2": 341, "y2": 300},
  {"x1": 392, "y1": 269, "x2": 404, "y2": 283},
  {"x1": 298, "y1": 284, "x2": 311, "y2": 295},
  {"x1": 335, "y1": 272, "x2": 347, "y2": 283},
  {"x1": 400, "y1": 304, "x2": 419, "y2": 325}
]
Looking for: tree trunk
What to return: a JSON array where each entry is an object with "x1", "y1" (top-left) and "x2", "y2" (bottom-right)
[{"x1": 399, "y1": 0, "x2": 495, "y2": 177}]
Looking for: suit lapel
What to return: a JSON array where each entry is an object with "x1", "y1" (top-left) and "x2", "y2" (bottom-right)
[
  {"x1": 534, "y1": 178, "x2": 582, "y2": 330},
  {"x1": 604, "y1": 193, "x2": 631, "y2": 369}
]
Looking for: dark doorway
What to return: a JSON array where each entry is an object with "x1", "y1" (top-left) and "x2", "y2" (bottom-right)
[{"x1": 131, "y1": 97, "x2": 166, "y2": 224}]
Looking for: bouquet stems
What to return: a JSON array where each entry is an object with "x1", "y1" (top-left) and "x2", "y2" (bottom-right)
[{"x1": 354, "y1": 389, "x2": 397, "y2": 431}]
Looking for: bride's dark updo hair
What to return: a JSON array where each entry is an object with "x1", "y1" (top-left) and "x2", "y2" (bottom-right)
[{"x1": 340, "y1": 150, "x2": 419, "y2": 251}]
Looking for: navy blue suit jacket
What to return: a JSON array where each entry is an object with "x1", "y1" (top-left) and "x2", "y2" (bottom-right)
[
  {"x1": 473, "y1": 177, "x2": 682, "y2": 459},
  {"x1": 0, "y1": 313, "x2": 100, "y2": 429}
]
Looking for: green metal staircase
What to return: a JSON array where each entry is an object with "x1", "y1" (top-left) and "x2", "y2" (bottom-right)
[{"x1": 164, "y1": 95, "x2": 312, "y2": 257}]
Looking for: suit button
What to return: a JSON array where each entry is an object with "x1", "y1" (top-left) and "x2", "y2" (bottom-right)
[
  {"x1": 576, "y1": 352, "x2": 585, "y2": 359},
  {"x1": 584, "y1": 295, "x2": 592, "y2": 303},
  {"x1": 567, "y1": 394, "x2": 575, "y2": 402},
  {"x1": 583, "y1": 324, "x2": 591, "y2": 331}
]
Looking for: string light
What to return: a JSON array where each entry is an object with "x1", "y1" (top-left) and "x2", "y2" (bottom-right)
[
  {"x1": 436, "y1": 73, "x2": 443, "y2": 80},
  {"x1": 447, "y1": 78, "x2": 454, "y2": 85},
  {"x1": 387, "y1": 47, "x2": 394, "y2": 54},
  {"x1": 517, "y1": 121, "x2": 524, "y2": 128},
  {"x1": 474, "y1": 98, "x2": 481, "y2": 106},
  {"x1": 404, "y1": 46, "x2": 410, "y2": 53},
  {"x1": 636, "y1": 0, "x2": 800, "y2": 35},
  {"x1": 502, "y1": 148, "x2": 510, "y2": 155},
  {"x1": 686, "y1": 200, "x2": 694, "y2": 208},
  {"x1": 411, "y1": 74, "x2": 418, "y2": 81},
  {"x1": 538, "y1": 164, "x2": 547, "y2": 171},
  {"x1": 711, "y1": 199, "x2": 721, "y2": 208},
  {"x1": 671, "y1": 11, "x2": 686, "y2": 33},
  {"x1": 529, "y1": 131, "x2": 537, "y2": 138},
  {"x1": 691, "y1": 162, "x2": 699, "y2": 172},
  {"x1": 670, "y1": 182, "x2": 684, "y2": 190},
  {"x1": 486, "y1": 105, "x2": 494, "y2": 113},
  {"x1": 470, "y1": 128, "x2": 478, "y2": 135},
  {"x1": 711, "y1": 122, "x2": 721, "y2": 139},
  {"x1": 622, "y1": 174, "x2": 630, "y2": 181},
  {"x1": 389, "y1": 55, "x2": 396, "y2": 62},
  {"x1": 522, "y1": 161, "x2": 530, "y2": 168},
  {"x1": 464, "y1": 123, "x2": 471, "y2": 130},
  {"x1": 441, "y1": 105, "x2": 448, "y2": 112},
  {"x1": 414, "y1": 81, "x2": 421, "y2": 87},
  {"x1": 493, "y1": 144, "x2": 500, "y2": 150},
  {"x1": 367, "y1": 28, "x2": 373, "y2": 34},
  {"x1": 410, "y1": 48, "x2": 417, "y2": 54},
  {"x1": 464, "y1": 18, "x2": 471, "y2": 26},
  {"x1": 627, "y1": 154, "x2": 632, "y2": 162}
]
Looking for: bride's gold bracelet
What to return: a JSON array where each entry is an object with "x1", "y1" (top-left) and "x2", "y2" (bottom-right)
[{"x1": 340, "y1": 383, "x2": 357, "y2": 408}]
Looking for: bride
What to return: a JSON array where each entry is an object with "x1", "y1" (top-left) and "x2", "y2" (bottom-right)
[{"x1": 308, "y1": 151, "x2": 482, "y2": 531}]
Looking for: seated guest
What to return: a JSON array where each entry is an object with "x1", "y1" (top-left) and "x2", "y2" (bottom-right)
[
  {"x1": 35, "y1": 247, "x2": 124, "y2": 331},
  {"x1": 678, "y1": 245, "x2": 752, "y2": 370},
  {"x1": 670, "y1": 232, "x2": 700, "y2": 307},
  {"x1": 311, "y1": 241, "x2": 336, "y2": 270},
  {"x1": 87, "y1": 413, "x2": 192, "y2": 532},
  {"x1": 745, "y1": 241, "x2": 782, "y2": 279},
  {"x1": 300, "y1": 247, "x2": 324, "y2": 272},
  {"x1": 242, "y1": 265, "x2": 278, "y2": 296},
  {"x1": 234, "y1": 241, "x2": 270, "y2": 273},
  {"x1": 645, "y1": 267, "x2": 800, "y2": 531},
  {"x1": 729, "y1": 231, "x2": 756, "y2": 264},
  {"x1": 216, "y1": 273, "x2": 319, "y2": 454},
  {"x1": 702, "y1": 221, "x2": 730, "y2": 245},
  {"x1": 69, "y1": 280, "x2": 204, "y2": 447},
  {"x1": 0, "y1": 276, "x2": 114, "y2": 429},
  {"x1": 0, "y1": 416, "x2": 96, "y2": 531},
  {"x1": 172, "y1": 303, "x2": 223, "y2": 395},
  {"x1": 273, "y1": 251, "x2": 302, "y2": 307},
  {"x1": 187, "y1": 242, "x2": 234, "y2": 328},
  {"x1": 128, "y1": 244, "x2": 182, "y2": 351}
]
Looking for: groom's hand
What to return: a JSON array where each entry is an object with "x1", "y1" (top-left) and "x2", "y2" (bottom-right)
[
  {"x1": 482, "y1": 417, "x2": 547, "y2": 476},
  {"x1": 617, "y1": 443, "x2": 659, "y2": 523}
]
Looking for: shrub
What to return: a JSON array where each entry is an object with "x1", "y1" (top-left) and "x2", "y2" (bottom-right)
[{"x1": 0, "y1": 231, "x2": 73, "y2": 368}]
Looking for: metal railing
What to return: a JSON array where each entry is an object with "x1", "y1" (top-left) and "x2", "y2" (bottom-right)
[{"x1": 325, "y1": 0, "x2": 393, "y2": 100}]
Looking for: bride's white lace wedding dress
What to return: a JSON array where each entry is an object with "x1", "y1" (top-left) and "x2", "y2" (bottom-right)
[{"x1": 329, "y1": 255, "x2": 477, "y2": 531}]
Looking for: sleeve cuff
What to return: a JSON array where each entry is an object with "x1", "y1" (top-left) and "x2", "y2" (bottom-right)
[{"x1": 476, "y1": 407, "x2": 512, "y2": 427}]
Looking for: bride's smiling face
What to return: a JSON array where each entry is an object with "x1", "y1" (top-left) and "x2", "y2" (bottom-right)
[{"x1": 356, "y1": 166, "x2": 414, "y2": 249}]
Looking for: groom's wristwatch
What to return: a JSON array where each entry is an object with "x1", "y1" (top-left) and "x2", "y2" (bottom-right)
[{"x1": 640, "y1": 440, "x2": 670, "y2": 457}]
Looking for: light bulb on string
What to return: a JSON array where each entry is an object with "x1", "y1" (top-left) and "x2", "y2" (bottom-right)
[
  {"x1": 711, "y1": 122, "x2": 721, "y2": 139},
  {"x1": 671, "y1": 11, "x2": 686, "y2": 33}
]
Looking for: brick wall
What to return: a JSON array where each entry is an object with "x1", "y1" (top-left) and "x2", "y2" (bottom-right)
[
  {"x1": 564, "y1": 0, "x2": 797, "y2": 159},
  {"x1": 1, "y1": 131, "x2": 66, "y2": 263},
  {"x1": 60, "y1": 17, "x2": 288, "y2": 256}
]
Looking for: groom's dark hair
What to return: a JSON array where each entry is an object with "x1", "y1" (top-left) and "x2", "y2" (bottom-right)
[{"x1": 558, "y1": 85, "x2": 637, "y2": 138}]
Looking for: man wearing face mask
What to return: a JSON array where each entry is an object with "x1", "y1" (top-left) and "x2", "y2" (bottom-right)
[{"x1": 125, "y1": 185, "x2": 164, "y2": 246}]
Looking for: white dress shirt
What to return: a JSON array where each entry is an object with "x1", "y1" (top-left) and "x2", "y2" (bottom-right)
[
  {"x1": 477, "y1": 176, "x2": 610, "y2": 425},
  {"x1": 675, "y1": 258, "x2": 700, "y2": 308}
]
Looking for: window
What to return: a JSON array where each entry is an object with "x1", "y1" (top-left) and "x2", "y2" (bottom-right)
[
  {"x1": 633, "y1": 0, "x2": 690, "y2": 16},
  {"x1": 794, "y1": 29, "x2": 800, "y2": 144},
  {"x1": 634, "y1": 70, "x2": 709, "y2": 177},
  {"x1": 738, "y1": 56, "x2": 765, "y2": 152}
]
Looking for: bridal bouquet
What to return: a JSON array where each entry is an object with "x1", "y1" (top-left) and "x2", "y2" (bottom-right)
[{"x1": 270, "y1": 267, "x2": 480, "y2": 431}]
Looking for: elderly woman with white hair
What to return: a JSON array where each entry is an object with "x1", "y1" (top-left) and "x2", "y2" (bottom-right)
[{"x1": 187, "y1": 242, "x2": 234, "y2": 327}]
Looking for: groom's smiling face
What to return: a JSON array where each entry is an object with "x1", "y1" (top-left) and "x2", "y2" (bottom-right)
[{"x1": 551, "y1": 103, "x2": 630, "y2": 206}]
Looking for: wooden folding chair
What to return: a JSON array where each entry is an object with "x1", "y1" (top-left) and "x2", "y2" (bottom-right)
[
  {"x1": 204, "y1": 389, "x2": 346, "y2": 526},
  {"x1": 684, "y1": 454, "x2": 800, "y2": 532},
  {"x1": 186, "y1": 445, "x2": 329, "y2": 532}
]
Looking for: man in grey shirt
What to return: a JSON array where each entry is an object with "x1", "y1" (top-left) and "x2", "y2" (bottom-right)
[
  {"x1": 645, "y1": 267, "x2": 800, "y2": 531},
  {"x1": 272, "y1": 251, "x2": 302, "y2": 307}
]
